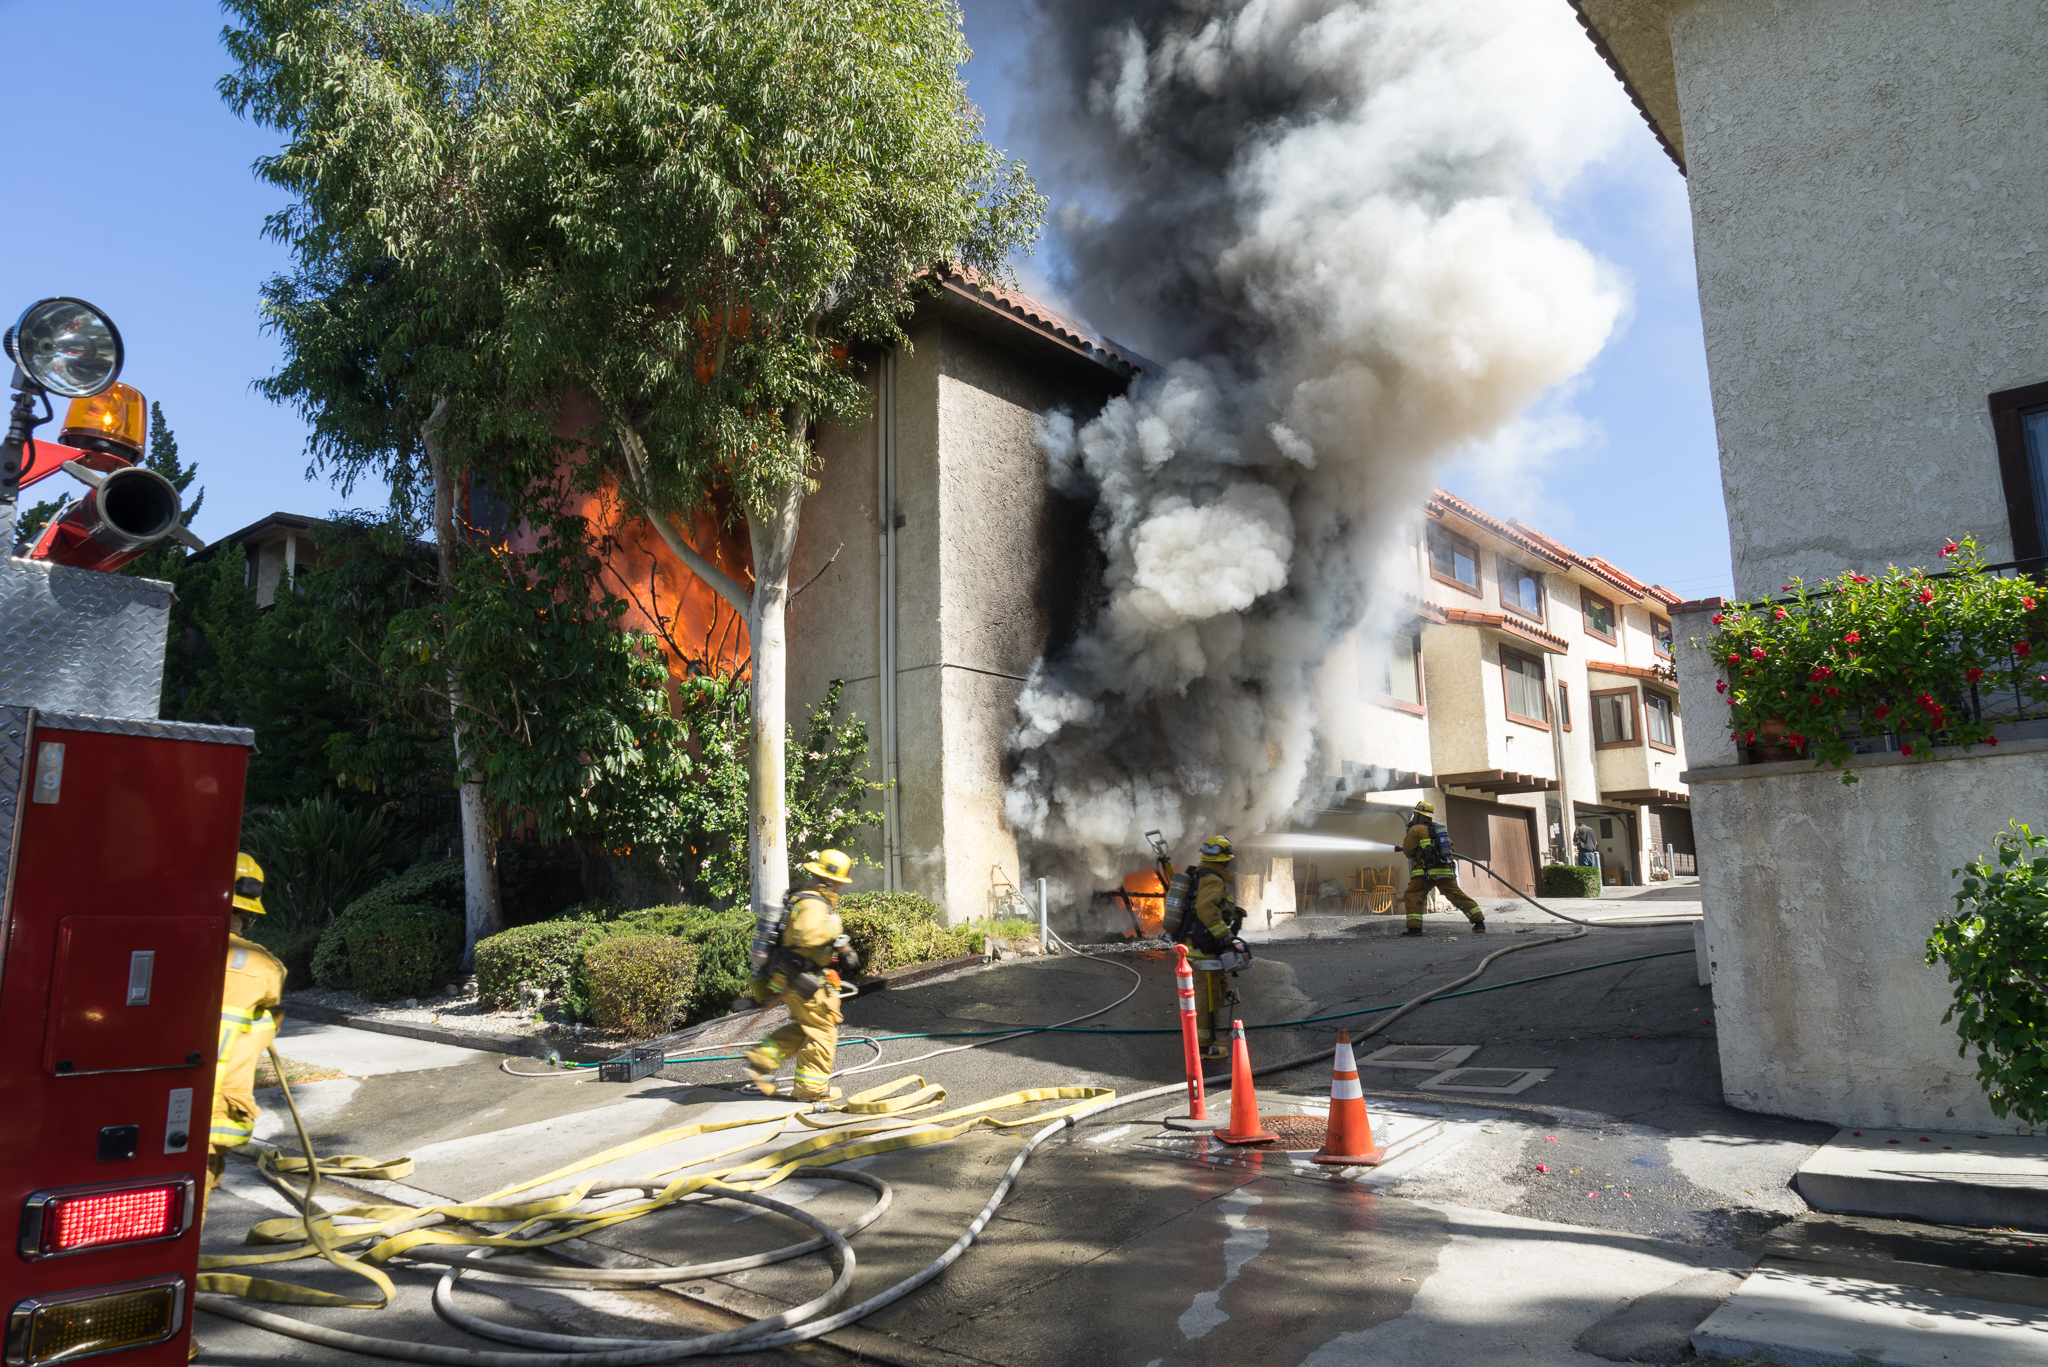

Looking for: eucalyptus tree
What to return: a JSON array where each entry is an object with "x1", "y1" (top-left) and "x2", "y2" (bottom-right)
[
  {"x1": 221, "y1": 0, "x2": 559, "y2": 957},
  {"x1": 478, "y1": 0, "x2": 1043, "y2": 919}
]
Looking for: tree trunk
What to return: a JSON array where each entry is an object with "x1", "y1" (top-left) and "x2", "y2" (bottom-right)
[
  {"x1": 425, "y1": 401, "x2": 504, "y2": 966},
  {"x1": 746, "y1": 477, "x2": 806, "y2": 920}
]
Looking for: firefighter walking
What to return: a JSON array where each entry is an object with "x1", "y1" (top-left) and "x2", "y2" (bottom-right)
[
  {"x1": 746, "y1": 850, "x2": 861, "y2": 1102},
  {"x1": 1166, "y1": 836, "x2": 1251, "y2": 1060},
  {"x1": 1400, "y1": 802, "x2": 1485, "y2": 936},
  {"x1": 208, "y1": 853, "x2": 286, "y2": 1200}
]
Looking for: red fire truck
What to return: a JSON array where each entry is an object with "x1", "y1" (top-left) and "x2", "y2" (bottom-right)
[{"x1": 1, "y1": 296, "x2": 242, "y2": 1366}]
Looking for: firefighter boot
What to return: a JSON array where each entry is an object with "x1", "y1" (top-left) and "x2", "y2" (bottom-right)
[{"x1": 744, "y1": 1044, "x2": 783, "y2": 1096}]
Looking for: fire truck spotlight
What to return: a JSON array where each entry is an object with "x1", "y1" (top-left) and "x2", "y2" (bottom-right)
[
  {"x1": 2, "y1": 298, "x2": 123, "y2": 398},
  {"x1": 5, "y1": 1277, "x2": 185, "y2": 1365},
  {"x1": 18, "y1": 1176, "x2": 195, "y2": 1260}
]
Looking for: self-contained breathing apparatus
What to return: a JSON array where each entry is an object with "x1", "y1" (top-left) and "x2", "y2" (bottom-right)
[
  {"x1": 1148, "y1": 831, "x2": 1252, "y2": 971},
  {"x1": 747, "y1": 885, "x2": 860, "y2": 1003},
  {"x1": 1412, "y1": 818, "x2": 1457, "y2": 875}
]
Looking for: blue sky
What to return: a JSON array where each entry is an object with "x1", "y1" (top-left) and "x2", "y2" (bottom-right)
[{"x1": 0, "y1": 0, "x2": 1732, "y2": 600}]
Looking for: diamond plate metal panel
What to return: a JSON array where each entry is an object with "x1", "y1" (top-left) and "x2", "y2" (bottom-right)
[
  {"x1": 0, "y1": 558, "x2": 173, "y2": 717},
  {"x1": 33, "y1": 712, "x2": 253, "y2": 748}
]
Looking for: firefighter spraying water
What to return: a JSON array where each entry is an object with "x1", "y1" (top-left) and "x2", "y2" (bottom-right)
[
  {"x1": 1150, "y1": 831, "x2": 1253, "y2": 1059},
  {"x1": 1400, "y1": 801, "x2": 1486, "y2": 936}
]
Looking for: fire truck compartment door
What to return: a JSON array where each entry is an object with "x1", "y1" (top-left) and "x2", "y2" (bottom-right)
[{"x1": 43, "y1": 917, "x2": 219, "y2": 1076}]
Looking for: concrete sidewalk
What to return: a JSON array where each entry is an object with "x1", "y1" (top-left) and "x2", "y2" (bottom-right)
[{"x1": 1795, "y1": 1126, "x2": 2048, "y2": 1229}]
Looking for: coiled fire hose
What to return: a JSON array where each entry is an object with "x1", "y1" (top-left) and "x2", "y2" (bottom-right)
[{"x1": 200, "y1": 915, "x2": 1688, "y2": 1359}]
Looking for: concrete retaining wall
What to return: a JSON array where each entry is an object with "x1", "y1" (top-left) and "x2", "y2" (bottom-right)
[{"x1": 1687, "y1": 741, "x2": 2048, "y2": 1132}]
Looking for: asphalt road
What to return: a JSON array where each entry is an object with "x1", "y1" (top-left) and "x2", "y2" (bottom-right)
[{"x1": 193, "y1": 921, "x2": 1826, "y2": 1367}]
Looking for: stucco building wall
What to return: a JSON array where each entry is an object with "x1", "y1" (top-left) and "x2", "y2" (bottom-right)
[{"x1": 1666, "y1": 0, "x2": 2048, "y2": 595}]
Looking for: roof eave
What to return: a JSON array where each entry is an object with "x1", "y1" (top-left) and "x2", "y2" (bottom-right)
[{"x1": 1571, "y1": 0, "x2": 1687, "y2": 176}]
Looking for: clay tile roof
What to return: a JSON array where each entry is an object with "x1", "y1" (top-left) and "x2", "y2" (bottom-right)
[
  {"x1": 933, "y1": 265, "x2": 1150, "y2": 378},
  {"x1": 1648, "y1": 584, "x2": 1682, "y2": 607},
  {"x1": 1426, "y1": 490, "x2": 1570, "y2": 569},
  {"x1": 1501, "y1": 517, "x2": 1645, "y2": 602}
]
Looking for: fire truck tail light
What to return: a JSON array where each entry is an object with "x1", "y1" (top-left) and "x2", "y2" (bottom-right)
[
  {"x1": 5, "y1": 1277, "x2": 183, "y2": 1366},
  {"x1": 18, "y1": 1178, "x2": 195, "y2": 1260}
]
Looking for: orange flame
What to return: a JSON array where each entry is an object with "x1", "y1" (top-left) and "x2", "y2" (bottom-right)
[{"x1": 1120, "y1": 870, "x2": 1166, "y2": 938}]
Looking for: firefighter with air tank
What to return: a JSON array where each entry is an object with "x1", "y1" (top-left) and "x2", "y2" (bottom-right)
[
  {"x1": 745, "y1": 850, "x2": 862, "y2": 1102},
  {"x1": 1159, "y1": 835, "x2": 1253, "y2": 1060},
  {"x1": 1400, "y1": 800, "x2": 1486, "y2": 936}
]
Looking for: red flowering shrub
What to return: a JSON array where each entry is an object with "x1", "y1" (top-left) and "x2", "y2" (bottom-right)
[{"x1": 1706, "y1": 537, "x2": 2047, "y2": 782}]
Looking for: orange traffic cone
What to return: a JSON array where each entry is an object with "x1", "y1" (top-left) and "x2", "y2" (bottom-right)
[
  {"x1": 1215, "y1": 1020, "x2": 1277, "y2": 1146},
  {"x1": 1312, "y1": 1028, "x2": 1385, "y2": 1167}
]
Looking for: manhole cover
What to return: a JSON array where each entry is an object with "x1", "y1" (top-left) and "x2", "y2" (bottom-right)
[
  {"x1": 1437, "y1": 1069, "x2": 1527, "y2": 1088},
  {"x1": 1209, "y1": 1114, "x2": 1328, "y2": 1149},
  {"x1": 1366, "y1": 1046, "x2": 1461, "y2": 1065}
]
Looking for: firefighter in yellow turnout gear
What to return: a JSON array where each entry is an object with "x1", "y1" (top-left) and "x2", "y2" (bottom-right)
[
  {"x1": 1176, "y1": 837, "x2": 1250, "y2": 1061},
  {"x1": 209, "y1": 854, "x2": 286, "y2": 1198},
  {"x1": 745, "y1": 850, "x2": 860, "y2": 1102},
  {"x1": 1400, "y1": 801, "x2": 1485, "y2": 936}
]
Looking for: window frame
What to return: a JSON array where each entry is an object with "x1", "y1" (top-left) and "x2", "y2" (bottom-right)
[
  {"x1": 1643, "y1": 689, "x2": 1678, "y2": 753},
  {"x1": 1988, "y1": 379, "x2": 2048, "y2": 563},
  {"x1": 1582, "y1": 588, "x2": 1617, "y2": 643},
  {"x1": 1652, "y1": 618, "x2": 1673, "y2": 659},
  {"x1": 1557, "y1": 680, "x2": 1572, "y2": 732},
  {"x1": 1591, "y1": 685, "x2": 1640, "y2": 750},
  {"x1": 1427, "y1": 525, "x2": 1482, "y2": 597},
  {"x1": 1500, "y1": 562, "x2": 1545, "y2": 623},
  {"x1": 1499, "y1": 645, "x2": 1551, "y2": 731},
  {"x1": 1364, "y1": 631, "x2": 1427, "y2": 716}
]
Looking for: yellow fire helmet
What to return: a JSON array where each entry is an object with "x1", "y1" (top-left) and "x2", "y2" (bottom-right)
[
  {"x1": 1199, "y1": 836, "x2": 1233, "y2": 863},
  {"x1": 802, "y1": 849, "x2": 855, "y2": 884},
  {"x1": 233, "y1": 852, "x2": 267, "y2": 915},
  {"x1": 1412, "y1": 801, "x2": 1436, "y2": 817}
]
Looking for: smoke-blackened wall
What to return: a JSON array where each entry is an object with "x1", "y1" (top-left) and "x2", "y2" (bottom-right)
[{"x1": 1003, "y1": 0, "x2": 1633, "y2": 902}]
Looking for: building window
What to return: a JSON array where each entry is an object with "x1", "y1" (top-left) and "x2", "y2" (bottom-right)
[
  {"x1": 1644, "y1": 691, "x2": 1676, "y2": 750},
  {"x1": 1360, "y1": 632, "x2": 1425, "y2": 713},
  {"x1": 1988, "y1": 380, "x2": 2048, "y2": 561},
  {"x1": 1501, "y1": 647, "x2": 1550, "y2": 728},
  {"x1": 1502, "y1": 564, "x2": 1544, "y2": 620},
  {"x1": 1652, "y1": 619, "x2": 1673, "y2": 658},
  {"x1": 1428, "y1": 526, "x2": 1480, "y2": 595},
  {"x1": 1582, "y1": 589, "x2": 1616, "y2": 642},
  {"x1": 1557, "y1": 681, "x2": 1572, "y2": 731},
  {"x1": 1593, "y1": 687, "x2": 1638, "y2": 748}
]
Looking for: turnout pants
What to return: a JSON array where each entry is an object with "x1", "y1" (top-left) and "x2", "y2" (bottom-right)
[
  {"x1": 1403, "y1": 874, "x2": 1483, "y2": 930},
  {"x1": 1190, "y1": 958, "x2": 1232, "y2": 1057},
  {"x1": 748, "y1": 979, "x2": 843, "y2": 1098}
]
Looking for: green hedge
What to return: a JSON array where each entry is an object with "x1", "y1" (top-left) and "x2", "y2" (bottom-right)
[
  {"x1": 475, "y1": 920, "x2": 592, "y2": 1010},
  {"x1": 569, "y1": 905, "x2": 749, "y2": 1025},
  {"x1": 245, "y1": 920, "x2": 321, "y2": 986},
  {"x1": 312, "y1": 858, "x2": 467, "y2": 990},
  {"x1": 338, "y1": 902, "x2": 465, "y2": 1002},
  {"x1": 840, "y1": 890, "x2": 968, "y2": 974},
  {"x1": 584, "y1": 935, "x2": 698, "y2": 1037},
  {"x1": 1540, "y1": 865, "x2": 1602, "y2": 899}
]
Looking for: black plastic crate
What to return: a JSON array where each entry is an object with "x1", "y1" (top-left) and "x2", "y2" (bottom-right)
[{"x1": 597, "y1": 1044, "x2": 666, "y2": 1083}]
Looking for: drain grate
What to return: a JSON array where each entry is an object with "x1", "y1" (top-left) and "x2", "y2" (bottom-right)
[
  {"x1": 1417, "y1": 1066, "x2": 1553, "y2": 1095},
  {"x1": 1363, "y1": 1045, "x2": 1464, "y2": 1066},
  {"x1": 1261, "y1": 1115, "x2": 1331, "y2": 1149}
]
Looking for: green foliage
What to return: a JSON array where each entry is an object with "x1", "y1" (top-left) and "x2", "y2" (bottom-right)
[
  {"x1": 960, "y1": 918, "x2": 1039, "y2": 954},
  {"x1": 1708, "y1": 536, "x2": 2048, "y2": 781},
  {"x1": 15, "y1": 496, "x2": 65, "y2": 550},
  {"x1": 1927, "y1": 821, "x2": 2048, "y2": 1125},
  {"x1": 839, "y1": 891, "x2": 968, "y2": 975},
  {"x1": 245, "y1": 920, "x2": 322, "y2": 986},
  {"x1": 674, "y1": 677, "x2": 882, "y2": 904},
  {"x1": 1540, "y1": 865, "x2": 1602, "y2": 899},
  {"x1": 584, "y1": 935, "x2": 699, "y2": 1037},
  {"x1": 339, "y1": 901, "x2": 466, "y2": 1002},
  {"x1": 312, "y1": 857, "x2": 466, "y2": 989},
  {"x1": 119, "y1": 403, "x2": 205, "y2": 585},
  {"x1": 240, "y1": 796, "x2": 403, "y2": 931},
  {"x1": 161, "y1": 543, "x2": 264, "y2": 727},
  {"x1": 475, "y1": 919, "x2": 597, "y2": 1010},
  {"x1": 568, "y1": 904, "x2": 749, "y2": 1025}
]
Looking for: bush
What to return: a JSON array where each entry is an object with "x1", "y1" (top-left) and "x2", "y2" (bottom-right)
[
  {"x1": 960, "y1": 917, "x2": 1039, "y2": 954},
  {"x1": 338, "y1": 902, "x2": 465, "y2": 1002},
  {"x1": 840, "y1": 890, "x2": 970, "y2": 974},
  {"x1": 584, "y1": 934, "x2": 698, "y2": 1037},
  {"x1": 245, "y1": 920, "x2": 322, "y2": 985},
  {"x1": 1541, "y1": 865, "x2": 1602, "y2": 899},
  {"x1": 1927, "y1": 821, "x2": 2048, "y2": 1125},
  {"x1": 241, "y1": 796, "x2": 402, "y2": 931},
  {"x1": 313, "y1": 857, "x2": 466, "y2": 989},
  {"x1": 565, "y1": 904, "x2": 750, "y2": 1026},
  {"x1": 475, "y1": 920, "x2": 594, "y2": 1010}
]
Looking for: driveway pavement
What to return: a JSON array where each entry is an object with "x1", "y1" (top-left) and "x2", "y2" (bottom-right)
[{"x1": 197, "y1": 921, "x2": 1836, "y2": 1366}]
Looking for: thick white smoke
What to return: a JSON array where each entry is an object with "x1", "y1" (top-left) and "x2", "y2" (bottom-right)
[{"x1": 1005, "y1": 0, "x2": 1633, "y2": 897}]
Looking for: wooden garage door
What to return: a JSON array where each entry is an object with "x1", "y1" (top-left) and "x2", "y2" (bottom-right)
[{"x1": 1445, "y1": 797, "x2": 1539, "y2": 898}]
